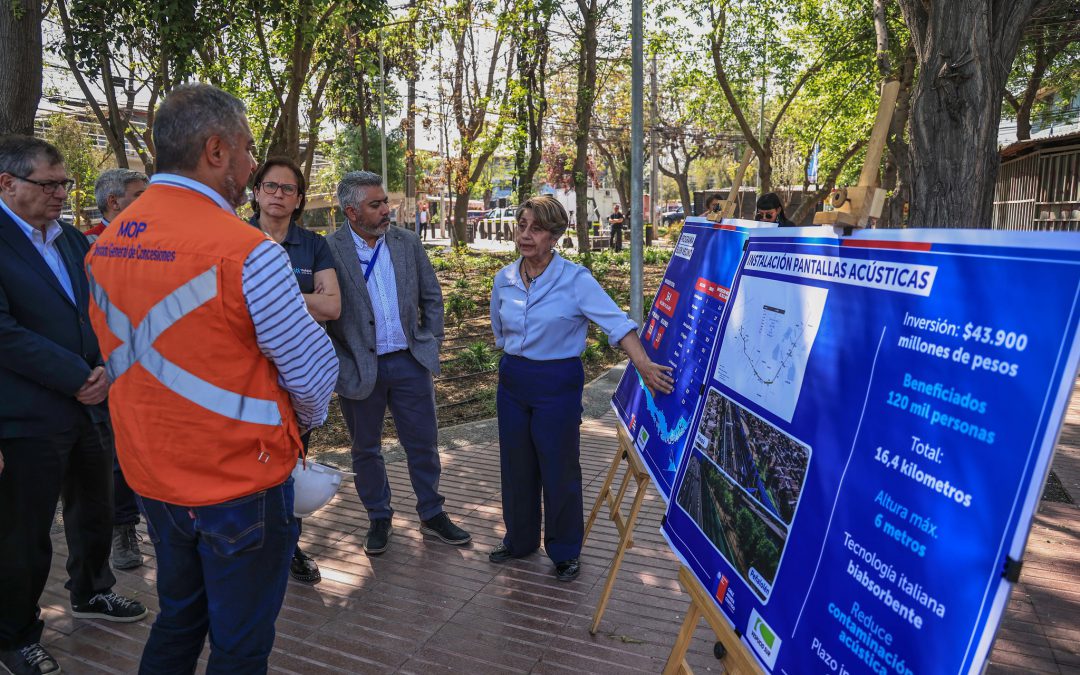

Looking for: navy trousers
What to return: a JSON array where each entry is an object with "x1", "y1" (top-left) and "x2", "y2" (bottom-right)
[
  {"x1": 497, "y1": 355, "x2": 585, "y2": 564},
  {"x1": 137, "y1": 480, "x2": 297, "y2": 674},
  {"x1": 339, "y1": 350, "x2": 445, "y2": 521}
]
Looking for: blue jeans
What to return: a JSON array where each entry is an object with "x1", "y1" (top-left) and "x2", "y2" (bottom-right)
[{"x1": 137, "y1": 480, "x2": 298, "y2": 674}]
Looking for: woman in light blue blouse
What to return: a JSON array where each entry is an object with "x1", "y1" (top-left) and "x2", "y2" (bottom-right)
[{"x1": 488, "y1": 196, "x2": 673, "y2": 581}]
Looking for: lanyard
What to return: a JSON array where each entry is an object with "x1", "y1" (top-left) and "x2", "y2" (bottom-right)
[{"x1": 363, "y1": 241, "x2": 383, "y2": 281}]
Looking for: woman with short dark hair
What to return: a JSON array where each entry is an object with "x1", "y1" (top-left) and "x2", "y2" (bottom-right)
[
  {"x1": 489, "y1": 195, "x2": 674, "y2": 581},
  {"x1": 755, "y1": 192, "x2": 796, "y2": 227},
  {"x1": 250, "y1": 157, "x2": 341, "y2": 583}
]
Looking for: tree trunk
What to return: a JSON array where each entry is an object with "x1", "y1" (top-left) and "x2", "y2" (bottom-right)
[
  {"x1": 0, "y1": 0, "x2": 42, "y2": 135},
  {"x1": 453, "y1": 176, "x2": 470, "y2": 244},
  {"x1": 881, "y1": 43, "x2": 917, "y2": 228},
  {"x1": 573, "y1": 0, "x2": 598, "y2": 262},
  {"x1": 898, "y1": 0, "x2": 1041, "y2": 228}
]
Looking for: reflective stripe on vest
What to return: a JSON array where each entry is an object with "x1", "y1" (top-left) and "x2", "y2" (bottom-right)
[{"x1": 87, "y1": 264, "x2": 283, "y2": 426}]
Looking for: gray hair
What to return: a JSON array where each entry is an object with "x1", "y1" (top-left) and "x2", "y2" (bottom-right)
[
  {"x1": 94, "y1": 168, "x2": 148, "y2": 213},
  {"x1": 336, "y1": 170, "x2": 383, "y2": 211},
  {"x1": 0, "y1": 135, "x2": 63, "y2": 177},
  {"x1": 153, "y1": 83, "x2": 248, "y2": 173}
]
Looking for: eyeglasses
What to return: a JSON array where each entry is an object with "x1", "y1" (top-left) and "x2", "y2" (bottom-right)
[
  {"x1": 11, "y1": 175, "x2": 75, "y2": 195},
  {"x1": 756, "y1": 209, "x2": 780, "y2": 220},
  {"x1": 258, "y1": 181, "x2": 299, "y2": 196}
]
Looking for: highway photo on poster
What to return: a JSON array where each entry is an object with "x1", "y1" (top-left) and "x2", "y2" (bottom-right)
[
  {"x1": 693, "y1": 389, "x2": 811, "y2": 524},
  {"x1": 676, "y1": 449, "x2": 791, "y2": 601}
]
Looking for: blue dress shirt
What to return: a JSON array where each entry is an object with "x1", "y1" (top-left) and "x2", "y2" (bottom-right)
[
  {"x1": 491, "y1": 252, "x2": 637, "y2": 360},
  {"x1": 350, "y1": 228, "x2": 409, "y2": 355},
  {"x1": 0, "y1": 198, "x2": 76, "y2": 304}
]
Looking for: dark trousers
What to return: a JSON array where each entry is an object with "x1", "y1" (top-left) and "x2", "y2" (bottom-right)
[
  {"x1": 0, "y1": 419, "x2": 116, "y2": 649},
  {"x1": 339, "y1": 350, "x2": 445, "y2": 521},
  {"x1": 496, "y1": 355, "x2": 585, "y2": 563},
  {"x1": 610, "y1": 225, "x2": 623, "y2": 252},
  {"x1": 113, "y1": 453, "x2": 140, "y2": 526},
  {"x1": 137, "y1": 480, "x2": 298, "y2": 674}
]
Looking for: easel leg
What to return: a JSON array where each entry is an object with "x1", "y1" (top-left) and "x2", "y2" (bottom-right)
[
  {"x1": 662, "y1": 602, "x2": 703, "y2": 675},
  {"x1": 583, "y1": 446, "x2": 624, "y2": 546},
  {"x1": 589, "y1": 474, "x2": 650, "y2": 634}
]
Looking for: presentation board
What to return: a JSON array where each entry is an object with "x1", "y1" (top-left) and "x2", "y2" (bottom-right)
[
  {"x1": 661, "y1": 228, "x2": 1080, "y2": 673},
  {"x1": 612, "y1": 217, "x2": 768, "y2": 501}
]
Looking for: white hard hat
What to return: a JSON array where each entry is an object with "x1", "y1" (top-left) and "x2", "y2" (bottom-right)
[{"x1": 291, "y1": 458, "x2": 351, "y2": 518}]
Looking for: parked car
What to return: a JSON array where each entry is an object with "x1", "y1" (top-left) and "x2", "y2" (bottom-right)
[
  {"x1": 661, "y1": 206, "x2": 685, "y2": 225},
  {"x1": 477, "y1": 207, "x2": 518, "y2": 240}
]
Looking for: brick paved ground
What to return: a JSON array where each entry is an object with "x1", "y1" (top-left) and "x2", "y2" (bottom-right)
[{"x1": 38, "y1": 398, "x2": 1080, "y2": 673}]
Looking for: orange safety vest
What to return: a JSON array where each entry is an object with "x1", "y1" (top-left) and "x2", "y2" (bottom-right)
[{"x1": 87, "y1": 183, "x2": 302, "y2": 506}]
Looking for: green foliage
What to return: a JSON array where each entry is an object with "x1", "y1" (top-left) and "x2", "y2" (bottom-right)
[
  {"x1": 457, "y1": 341, "x2": 499, "y2": 372},
  {"x1": 330, "y1": 125, "x2": 406, "y2": 191},
  {"x1": 43, "y1": 114, "x2": 100, "y2": 227},
  {"x1": 444, "y1": 291, "x2": 477, "y2": 327},
  {"x1": 643, "y1": 247, "x2": 672, "y2": 266}
]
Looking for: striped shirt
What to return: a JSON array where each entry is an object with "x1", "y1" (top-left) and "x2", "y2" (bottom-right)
[
  {"x1": 242, "y1": 241, "x2": 339, "y2": 430},
  {"x1": 146, "y1": 174, "x2": 337, "y2": 430},
  {"x1": 350, "y1": 228, "x2": 409, "y2": 355}
]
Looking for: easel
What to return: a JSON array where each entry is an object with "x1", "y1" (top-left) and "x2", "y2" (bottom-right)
[
  {"x1": 662, "y1": 566, "x2": 763, "y2": 675},
  {"x1": 582, "y1": 424, "x2": 652, "y2": 634},
  {"x1": 707, "y1": 148, "x2": 756, "y2": 222},
  {"x1": 813, "y1": 79, "x2": 901, "y2": 229}
]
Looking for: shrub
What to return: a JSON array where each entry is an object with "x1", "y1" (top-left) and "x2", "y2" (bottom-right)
[{"x1": 445, "y1": 291, "x2": 477, "y2": 326}]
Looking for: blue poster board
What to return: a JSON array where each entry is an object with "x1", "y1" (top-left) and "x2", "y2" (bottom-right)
[
  {"x1": 662, "y1": 228, "x2": 1080, "y2": 673},
  {"x1": 612, "y1": 217, "x2": 768, "y2": 501}
]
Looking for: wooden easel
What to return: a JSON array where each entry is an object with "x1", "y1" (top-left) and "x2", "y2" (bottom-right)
[
  {"x1": 707, "y1": 148, "x2": 756, "y2": 222},
  {"x1": 813, "y1": 79, "x2": 901, "y2": 229},
  {"x1": 663, "y1": 566, "x2": 763, "y2": 675},
  {"x1": 582, "y1": 425, "x2": 652, "y2": 634}
]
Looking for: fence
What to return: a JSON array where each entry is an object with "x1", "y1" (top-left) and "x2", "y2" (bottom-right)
[{"x1": 993, "y1": 139, "x2": 1080, "y2": 232}]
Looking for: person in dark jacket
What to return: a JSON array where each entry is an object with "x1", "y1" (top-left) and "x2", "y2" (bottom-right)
[
  {"x1": 755, "y1": 192, "x2": 796, "y2": 227},
  {"x1": 0, "y1": 134, "x2": 147, "y2": 675}
]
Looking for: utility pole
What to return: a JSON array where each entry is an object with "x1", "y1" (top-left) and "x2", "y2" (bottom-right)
[
  {"x1": 650, "y1": 54, "x2": 659, "y2": 230},
  {"x1": 404, "y1": 0, "x2": 417, "y2": 233},
  {"x1": 630, "y1": 0, "x2": 643, "y2": 324},
  {"x1": 757, "y1": 41, "x2": 766, "y2": 189},
  {"x1": 379, "y1": 34, "x2": 388, "y2": 189}
]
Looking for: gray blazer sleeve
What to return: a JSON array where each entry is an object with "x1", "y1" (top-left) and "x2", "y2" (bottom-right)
[{"x1": 415, "y1": 237, "x2": 444, "y2": 345}]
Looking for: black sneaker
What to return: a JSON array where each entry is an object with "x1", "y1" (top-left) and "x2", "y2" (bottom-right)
[
  {"x1": 420, "y1": 512, "x2": 471, "y2": 545},
  {"x1": 0, "y1": 643, "x2": 60, "y2": 675},
  {"x1": 365, "y1": 518, "x2": 393, "y2": 555},
  {"x1": 289, "y1": 548, "x2": 321, "y2": 583},
  {"x1": 71, "y1": 592, "x2": 148, "y2": 623}
]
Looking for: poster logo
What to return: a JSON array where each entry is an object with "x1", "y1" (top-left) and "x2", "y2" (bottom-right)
[
  {"x1": 715, "y1": 573, "x2": 729, "y2": 604},
  {"x1": 748, "y1": 608, "x2": 781, "y2": 668}
]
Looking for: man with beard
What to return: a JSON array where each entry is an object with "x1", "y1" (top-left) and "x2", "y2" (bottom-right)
[
  {"x1": 86, "y1": 83, "x2": 338, "y2": 672},
  {"x1": 325, "y1": 171, "x2": 470, "y2": 555}
]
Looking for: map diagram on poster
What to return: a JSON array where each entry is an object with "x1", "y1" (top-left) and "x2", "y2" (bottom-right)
[
  {"x1": 611, "y1": 218, "x2": 768, "y2": 501},
  {"x1": 715, "y1": 275, "x2": 827, "y2": 422}
]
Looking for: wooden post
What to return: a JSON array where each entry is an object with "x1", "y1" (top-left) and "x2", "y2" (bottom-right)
[
  {"x1": 814, "y1": 79, "x2": 901, "y2": 228},
  {"x1": 709, "y1": 148, "x2": 756, "y2": 222},
  {"x1": 662, "y1": 566, "x2": 764, "y2": 675},
  {"x1": 582, "y1": 425, "x2": 653, "y2": 634}
]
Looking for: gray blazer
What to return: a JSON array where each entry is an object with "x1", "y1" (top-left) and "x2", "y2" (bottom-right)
[{"x1": 325, "y1": 224, "x2": 444, "y2": 400}]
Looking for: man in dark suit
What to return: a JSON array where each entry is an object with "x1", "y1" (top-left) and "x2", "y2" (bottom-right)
[
  {"x1": 325, "y1": 170, "x2": 470, "y2": 555},
  {"x1": 0, "y1": 135, "x2": 147, "y2": 675}
]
